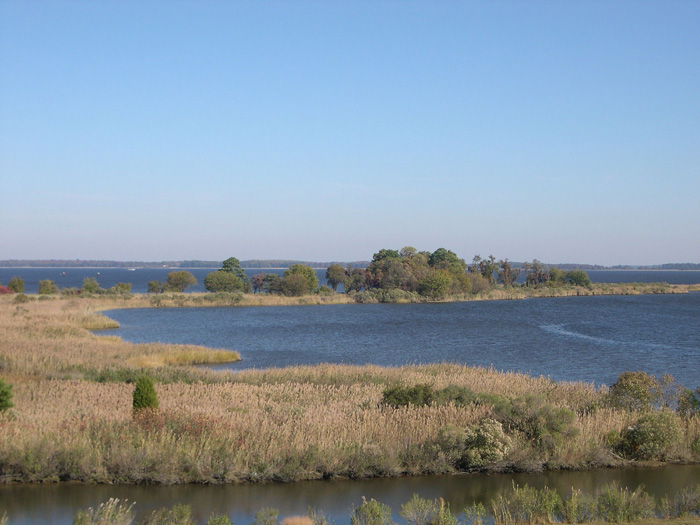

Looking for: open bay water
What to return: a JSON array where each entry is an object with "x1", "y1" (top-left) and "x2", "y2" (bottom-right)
[
  {"x1": 1, "y1": 268, "x2": 700, "y2": 293},
  {"x1": 104, "y1": 292, "x2": 700, "y2": 388}
]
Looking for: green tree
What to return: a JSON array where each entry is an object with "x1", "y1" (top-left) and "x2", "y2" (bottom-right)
[
  {"x1": 0, "y1": 378, "x2": 13, "y2": 412},
  {"x1": 343, "y1": 267, "x2": 368, "y2": 293},
  {"x1": 281, "y1": 264, "x2": 318, "y2": 296},
  {"x1": 524, "y1": 259, "x2": 549, "y2": 286},
  {"x1": 262, "y1": 274, "x2": 283, "y2": 294},
  {"x1": 164, "y1": 271, "x2": 197, "y2": 293},
  {"x1": 428, "y1": 248, "x2": 466, "y2": 274},
  {"x1": 566, "y1": 269, "x2": 592, "y2": 288},
  {"x1": 38, "y1": 279, "x2": 58, "y2": 295},
  {"x1": 497, "y1": 259, "x2": 520, "y2": 286},
  {"x1": 325, "y1": 264, "x2": 346, "y2": 291},
  {"x1": 147, "y1": 280, "x2": 164, "y2": 294},
  {"x1": 417, "y1": 269, "x2": 453, "y2": 299},
  {"x1": 132, "y1": 376, "x2": 158, "y2": 412},
  {"x1": 204, "y1": 270, "x2": 244, "y2": 293},
  {"x1": 608, "y1": 371, "x2": 663, "y2": 411},
  {"x1": 7, "y1": 276, "x2": 25, "y2": 293},
  {"x1": 548, "y1": 267, "x2": 566, "y2": 285},
  {"x1": 82, "y1": 277, "x2": 100, "y2": 293},
  {"x1": 221, "y1": 257, "x2": 251, "y2": 293}
]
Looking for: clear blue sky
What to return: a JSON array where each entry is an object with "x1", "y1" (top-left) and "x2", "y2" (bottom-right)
[{"x1": 1, "y1": 1, "x2": 698, "y2": 265}]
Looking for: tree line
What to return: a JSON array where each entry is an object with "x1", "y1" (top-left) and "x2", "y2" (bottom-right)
[{"x1": 0, "y1": 249, "x2": 593, "y2": 299}]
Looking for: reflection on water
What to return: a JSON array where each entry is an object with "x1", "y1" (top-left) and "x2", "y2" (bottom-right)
[{"x1": 2, "y1": 465, "x2": 699, "y2": 524}]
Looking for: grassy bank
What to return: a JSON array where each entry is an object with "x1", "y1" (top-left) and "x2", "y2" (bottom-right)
[{"x1": 0, "y1": 293, "x2": 698, "y2": 485}]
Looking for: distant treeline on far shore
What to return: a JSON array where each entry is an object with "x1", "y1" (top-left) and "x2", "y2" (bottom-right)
[{"x1": 1, "y1": 259, "x2": 699, "y2": 270}]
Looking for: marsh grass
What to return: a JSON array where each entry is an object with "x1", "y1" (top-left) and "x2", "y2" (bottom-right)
[{"x1": 0, "y1": 294, "x2": 698, "y2": 485}]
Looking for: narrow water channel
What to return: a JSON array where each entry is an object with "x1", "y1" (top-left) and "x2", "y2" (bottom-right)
[{"x1": 2, "y1": 465, "x2": 699, "y2": 524}]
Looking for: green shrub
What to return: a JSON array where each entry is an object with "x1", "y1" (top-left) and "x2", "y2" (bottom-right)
[
  {"x1": 608, "y1": 371, "x2": 663, "y2": 411},
  {"x1": 13, "y1": 293, "x2": 31, "y2": 303},
  {"x1": 618, "y1": 410, "x2": 682, "y2": 460},
  {"x1": 678, "y1": 387, "x2": 700, "y2": 418},
  {"x1": 7, "y1": 276, "x2": 25, "y2": 293},
  {"x1": 382, "y1": 384, "x2": 434, "y2": 407},
  {"x1": 132, "y1": 375, "x2": 158, "y2": 412},
  {"x1": 143, "y1": 504, "x2": 193, "y2": 525},
  {"x1": 72, "y1": 498, "x2": 135, "y2": 525},
  {"x1": 491, "y1": 394, "x2": 577, "y2": 452},
  {"x1": 253, "y1": 508, "x2": 279, "y2": 525},
  {"x1": 594, "y1": 482, "x2": 655, "y2": 522},
  {"x1": 82, "y1": 277, "x2": 99, "y2": 293},
  {"x1": 0, "y1": 378, "x2": 13, "y2": 412},
  {"x1": 659, "y1": 484, "x2": 700, "y2": 518},
  {"x1": 38, "y1": 279, "x2": 58, "y2": 295},
  {"x1": 436, "y1": 419, "x2": 510, "y2": 470},
  {"x1": 351, "y1": 497, "x2": 394, "y2": 525},
  {"x1": 204, "y1": 270, "x2": 244, "y2": 293},
  {"x1": 432, "y1": 385, "x2": 478, "y2": 406},
  {"x1": 492, "y1": 483, "x2": 562, "y2": 525}
]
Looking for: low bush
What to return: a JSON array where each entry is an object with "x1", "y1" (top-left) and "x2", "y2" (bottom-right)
[
  {"x1": 0, "y1": 378, "x2": 13, "y2": 412},
  {"x1": 607, "y1": 371, "x2": 663, "y2": 411},
  {"x1": 490, "y1": 394, "x2": 578, "y2": 453},
  {"x1": 351, "y1": 497, "x2": 394, "y2": 525},
  {"x1": 594, "y1": 482, "x2": 655, "y2": 522},
  {"x1": 436, "y1": 419, "x2": 510, "y2": 470},
  {"x1": 382, "y1": 384, "x2": 434, "y2": 407},
  {"x1": 617, "y1": 410, "x2": 682, "y2": 460}
]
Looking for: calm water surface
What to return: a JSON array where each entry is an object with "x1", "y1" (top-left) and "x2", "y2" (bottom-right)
[
  {"x1": 2, "y1": 465, "x2": 699, "y2": 524},
  {"x1": 105, "y1": 293, "x2": 700, "y2": 387}
]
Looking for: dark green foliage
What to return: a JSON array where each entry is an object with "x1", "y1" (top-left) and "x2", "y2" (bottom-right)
[
  {"x1": 220, "y1": 257, "x2": 251, "y2": 292},
  {"x1": 431, "y1": 385, "x2": 478, "y2": 406},
  {"x1": 343, "y1": 267, "x2": 369, "y2": 293},
  {"x1": 204, "y1": 270, "x2": 244, "y2": 293},
  {"x1": 417, "y1": 269, "x2": 453, "y2": 299},
  {"x1": 7, "y1": 276, "x2": 25, "y2": 293},
  {"x1": 147, "y1": 280, "x2": 164, "y2": 294},
  {"x1": 38, "y1": 279, "x2": 58, "y2": 295},
  {"x1": 491, "y1": 394, "x2": 578, "y2": 452},
  {"x1": 382, "y1": 384, "x2": 434, "y2": 407},
  {"x1": 164, "y1": 271, "x2": 197, "y2": 292},
  {"x1": 608, "y1": 371, "x2": 663, "y2": 411},
  {"x1": 617, "y1": 410, "x2": 682, "y2": 460},
  {"x1": 325, "y1": 264, "x2": 346, "y2": 291},
  {"x1": 109, "y1": 283, "x2": 131, "y2": 294},
  {"x1": 0, "y1": 378, "x2": 13, "y2": 411},
  {"x1": 566, "y1": 269, "x2": 593, "y2": 288},
  {"x1": 678, "y1": 387, "x2": 700, "y2": 418},
  {"x1": 132, "y1": 375, "x2": 158, "y2": 412},
  {"x1": 82, "y1": 277, "x2": 99, "y2": 293},
  {"x1": 281, "y1": 264, "x2": 318, "y2": 296}
]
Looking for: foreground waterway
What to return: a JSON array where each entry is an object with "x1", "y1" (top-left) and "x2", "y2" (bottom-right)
[
  {"x1": 2, "y1": 465, "x2": 699, "y2": 524},
  {"x1": 105, "y1": 292, "x2": 700, "y2": 388}
]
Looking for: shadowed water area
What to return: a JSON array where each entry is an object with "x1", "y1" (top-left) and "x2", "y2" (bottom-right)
[
  {"x1": 2, "y1": 465, "x2": 700, "y2": 524},
  {"x1": 104, "y1": 292, "x2": 700, "y2": 387}
]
